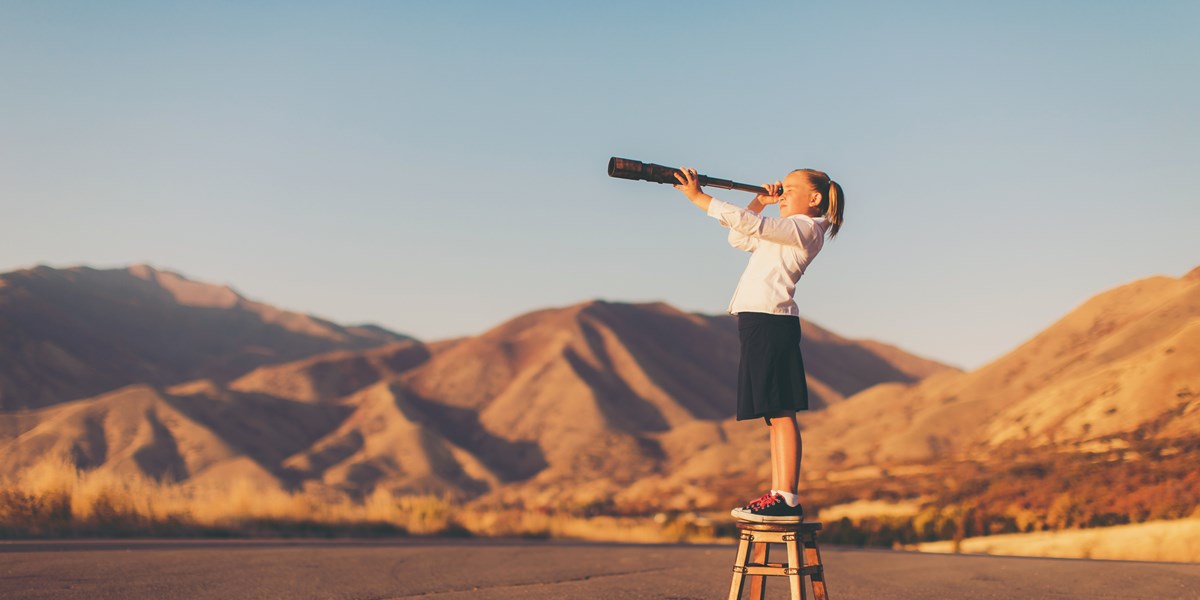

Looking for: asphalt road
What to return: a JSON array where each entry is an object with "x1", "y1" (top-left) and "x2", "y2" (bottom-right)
[{"x1": 1, "y1": 538, "x2": 1198, "y2": 599}]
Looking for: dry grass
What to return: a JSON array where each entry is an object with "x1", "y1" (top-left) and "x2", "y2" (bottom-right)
[
  {"x1": 13, "y1": 460, "x2": 1195, "y2": 561},
  {"x1": 0, "y1": 460, "x2": 724, "y2": 543},
  {"x1": 817, "y1": 499, "x2": 924, "y2": 523},
  {"x1": 456, "y1": 508, "x2": 727, "y2": 543},
  {"x1": 917, "y1": 517, "x2": 1200, "y2": 563}
]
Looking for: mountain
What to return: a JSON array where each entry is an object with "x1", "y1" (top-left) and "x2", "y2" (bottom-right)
[
  {"x1": 0, "y1": 384, "x2": 288, "y2": 489},
  {"x1": 803, "y1": 267, "x2": 1200, "y2": 471},
  {"x1": 0, "y1": 264, "x2": 410, "y2": 411},
  {"x1": 279, "y1": 381, "x2": 502, "y2": 497},
  {"x1": 6, "y1": 261, "x2": 1195, "y2": 514},
  {"x1": 0, "y1": 343, "x2": 436, "y2": 495},
  {"x1": 0, "y1": 273, "x2": 949, "y2": 505},
  {"x1": 227, "y1": 341, "x2": 431, "y2": 404},
  {"x1": 393, "y1": 301, "x2": 956, "y2": 501},
  {"x1": 3, "y1": 262, "x2": 1197, "y2": 528}
]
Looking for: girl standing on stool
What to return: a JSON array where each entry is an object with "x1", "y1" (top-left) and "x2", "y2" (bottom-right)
[{"x1": 673, "y1": 166, "x2": 844, "y2": 523}]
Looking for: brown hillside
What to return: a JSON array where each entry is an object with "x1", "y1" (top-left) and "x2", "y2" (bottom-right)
[
  {"x1": 0, "y1": 288, "x2": 954, "y2": 505},
  {"x1": 228, "y1": 341, "x2": 431, "y2": 404},
  {"x1": 0, "y1": 385, "x2": 284, "y2": 491},
  {"x1": 282, "y1": 382, "x2": 501, "y2": 498},
  {"x1": 399, "y1": 300, "x2": 952, "y2": 503},
  {"x1": 805, "y1": 267, "x2": 1200, "y2": 469},
  {"x1": 857, "y1": 339, "x2": 960, "y2": 380},
  {"x1": 409, "y1": 302, "x2": 953, "y2": 417},
  {"x1": 0, "y1": 265, "x2": 410, "y2": 410}
]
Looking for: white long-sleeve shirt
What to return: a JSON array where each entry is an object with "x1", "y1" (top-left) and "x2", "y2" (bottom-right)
[{"x1": 706, "y1": 198, "x2": 830, "y2": 316}]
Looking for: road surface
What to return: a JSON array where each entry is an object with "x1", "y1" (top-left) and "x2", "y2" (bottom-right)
[{"x1": 1, "y1": 538, "x2": 1197, "y2": 599}]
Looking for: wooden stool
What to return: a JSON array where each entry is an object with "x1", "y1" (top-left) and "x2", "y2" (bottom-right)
[{"x1": 728, "y1": 520, "x2": 829, "y2": 600}]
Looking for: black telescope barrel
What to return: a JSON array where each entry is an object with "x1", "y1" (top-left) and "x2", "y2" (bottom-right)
[
  {"x1": 607, "y1": 157, "x2": 679, "y2": 185},
  {"x1": 607, "y1": 157, "x2": 773, "y2": 195}
]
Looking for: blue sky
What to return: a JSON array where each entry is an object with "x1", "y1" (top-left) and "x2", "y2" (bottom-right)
[{"x1": 2, "y1": 1, "x2": 1197, "y2": 369}]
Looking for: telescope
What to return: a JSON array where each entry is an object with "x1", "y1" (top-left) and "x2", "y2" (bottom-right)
[{"x1": 607, "y1": 157, "x2": 778, "y2": 196}]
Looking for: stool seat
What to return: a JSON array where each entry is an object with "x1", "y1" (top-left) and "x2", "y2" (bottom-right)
[{"x1": 729, "y1": 519, "x2": 829, "y2": 600}]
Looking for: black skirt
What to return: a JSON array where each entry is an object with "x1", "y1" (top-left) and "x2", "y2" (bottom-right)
[{"x1": 737, "y1": 312, "x2": 810, "y2": 420}]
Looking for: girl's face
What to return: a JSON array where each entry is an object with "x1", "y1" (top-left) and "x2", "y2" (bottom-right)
[{"x1": 777, "y1": 172, "x2": 820, "y2": 218}]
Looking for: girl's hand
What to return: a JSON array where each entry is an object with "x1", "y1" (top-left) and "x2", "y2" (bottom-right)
[
  {"x1": 754, "y1": 181, "x2": 782, "y2": 205},
  {"x1": 672, "y1": 167, "x2": 704, "y2": 201}
]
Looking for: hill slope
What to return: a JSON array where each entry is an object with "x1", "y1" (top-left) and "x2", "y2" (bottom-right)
[
  {"x1": 0, "y1": 264, "x2": 409, "y2": 410},
  {"x1": 804, "y1": 267, "x2": 1200, "y2": 470},
  {"x1": 0, "y1": 290, "x2": 948, "y2": 505}
]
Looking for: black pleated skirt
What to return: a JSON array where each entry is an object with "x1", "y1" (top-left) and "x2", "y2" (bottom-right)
[{"x1": 736, "y1": 312, "x2": 810, "y2": 421}]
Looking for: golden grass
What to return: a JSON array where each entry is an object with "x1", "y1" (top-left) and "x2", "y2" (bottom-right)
[
  {"x1": 456, "y1": 509, "x2": 727, "y2": 543},
  {"x1": 917, "y1": 517, "x2": 1200, "y2": 563},
  {"x1": 817, "y1": 499, "x2": 924, "y2": 523},
  {"x1": 15, "y1": 458, "x2": 1192, "y2": 561},
  {"x1": 0, "y1": 460, "x2": 724, "y2": 543}
]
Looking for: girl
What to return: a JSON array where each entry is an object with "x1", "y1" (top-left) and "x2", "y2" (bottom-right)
[{"x1": 673, "y1": 166, "x2": 844, "y2": 523}]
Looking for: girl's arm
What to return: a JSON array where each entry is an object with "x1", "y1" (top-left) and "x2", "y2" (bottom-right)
[
  {"x1": 728, "y1": 190, "x2": 771, "y2": 252},
  {"x1": 675, "y1": 166, "x2": 778, "y2": 215},
  {"x1": 675, "y1": 168, "x2": 817, "y2": 248},
  {"x1": 710, "y1": 199, "x2": 823, "y2": 248}
]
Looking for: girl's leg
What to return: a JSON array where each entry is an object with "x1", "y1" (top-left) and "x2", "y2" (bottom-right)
[
  {"x1": 767, "y1": 412, "x2": 802, "y2": 494},
  {"x1": 768, "y1": 421, "x2": 782, "y2": 492}
]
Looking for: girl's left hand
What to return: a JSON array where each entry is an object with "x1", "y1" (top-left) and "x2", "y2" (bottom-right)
[
  {"x1": 755, "y1": 181, "x2": 782, "y2": 205},
  {"x1": 673, "y1": 167, "x2": 704, "y2": 201}
]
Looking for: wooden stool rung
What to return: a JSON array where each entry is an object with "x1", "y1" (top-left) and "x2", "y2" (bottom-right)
[{"x1": 739, "y1": 564, "x2": 823, "y2": 577}]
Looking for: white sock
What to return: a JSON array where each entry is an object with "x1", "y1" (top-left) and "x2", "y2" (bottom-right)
[{"x1": 775, "y1": 490, "x2": 800, "y2": 507}]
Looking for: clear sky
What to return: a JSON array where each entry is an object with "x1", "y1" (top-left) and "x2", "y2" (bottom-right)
[{"x1": 2, "y1": 1, "x2": 1197, "y2": 369}]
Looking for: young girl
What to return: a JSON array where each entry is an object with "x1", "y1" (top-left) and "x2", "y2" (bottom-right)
[{"x1": 673, "y1": 166, "x2": 844, "y2": 523}]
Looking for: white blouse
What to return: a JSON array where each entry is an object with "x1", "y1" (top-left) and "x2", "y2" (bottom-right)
[{"x1": 706, "y1": 198, "x2": 830, "y2": 316}]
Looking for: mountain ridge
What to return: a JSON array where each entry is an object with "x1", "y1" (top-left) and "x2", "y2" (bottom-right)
[
  {"x1": 3, "y1": 263, "x2": 1193, "y2": 513},
  {"x1": 803, "y1": 268, "x2": 1200, "y2": 470},
  {"x1": 0, "y1": 266, "x2": 952, "y2": 505},
  {"x1": 0, "y1": 264, "x2": 410, "y2": 410}
]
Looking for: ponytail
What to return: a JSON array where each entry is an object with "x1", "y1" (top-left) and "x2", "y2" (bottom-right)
[
  {"x1": 825, "y1": 179, "x2": 844, "y2": 238},
  {"x1": 792, "y1": 169, "x2": 845, "y2": 239}
]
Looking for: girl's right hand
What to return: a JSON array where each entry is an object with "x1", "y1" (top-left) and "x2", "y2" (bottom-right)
[
  {"x1": 673, "y1": 166, "x2": 704, "y2": 201},
  {"x1": 755, "y1": 181, "x2": 782, "y2": 205}
]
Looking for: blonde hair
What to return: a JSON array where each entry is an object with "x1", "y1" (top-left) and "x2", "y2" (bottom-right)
[{"x1": 793, "y1": 169, "x2": 844, "y2": 238}]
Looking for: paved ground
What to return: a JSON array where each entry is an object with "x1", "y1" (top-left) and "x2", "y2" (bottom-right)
[{"x1": 1, "y1": 538, "x2": 1198, "y2": 599}]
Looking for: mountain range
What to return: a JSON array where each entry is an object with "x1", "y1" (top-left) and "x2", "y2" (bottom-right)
[
  {"x1": 1, "y1": 263, "x2": 1196, "y2": 512},
  {"x1": 0, "y1": 264, "x2": 407, "y2": 411},
  {"x1": 804, "y1": 265, "x2": 1200, "y2": 471}
]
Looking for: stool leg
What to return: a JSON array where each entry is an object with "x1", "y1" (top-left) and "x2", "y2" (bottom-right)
[
  {"x1": 804, "y1": 533, "x2": 829, "y2": 600},
  {"x1": 748, "y1": 542, "x2": 768, "y2": 600},
  {"x1": 728, "y1": 533, "x2": 753, "y2": 600},
  {"x1": 786, "y1": 535, "x2": 803, "y2": 600}
]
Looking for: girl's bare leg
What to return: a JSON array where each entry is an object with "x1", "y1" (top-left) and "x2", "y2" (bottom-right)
[
  {"x1": 768, "y1": 423, "x2": 782, "y2": 491},
  {"x1": 767, "y1": 412, "x2": 802, "y2": 494}
]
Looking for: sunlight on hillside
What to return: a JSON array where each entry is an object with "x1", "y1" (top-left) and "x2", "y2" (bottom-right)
[{"x1": 917, "y1": 518, "x2": 1200, "y2": 563}]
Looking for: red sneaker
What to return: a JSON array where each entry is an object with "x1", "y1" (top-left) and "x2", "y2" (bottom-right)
[
  {"x1": 735, "y1": 492, "x2": 776, "y2": 512},
  {"x1": 730, "y1": 493, "x2": 804, "y2": 523}
]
